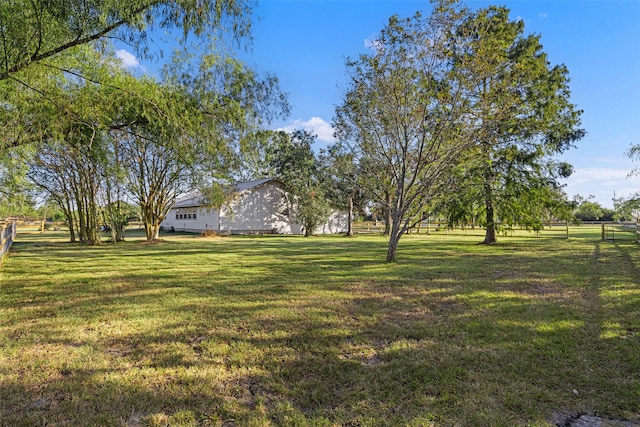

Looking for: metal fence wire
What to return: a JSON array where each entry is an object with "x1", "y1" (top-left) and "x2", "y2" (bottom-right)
[{"x1": 601, "y1": 222, "x2": 639, "y2": 243}]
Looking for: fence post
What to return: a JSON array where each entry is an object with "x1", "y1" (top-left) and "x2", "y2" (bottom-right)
[
  {"x1": 601, "y1": 223, "x2": 605, "y2": 240},
  {"x1": 1, "y1": 221, "x2": 17, "y2": 264}
]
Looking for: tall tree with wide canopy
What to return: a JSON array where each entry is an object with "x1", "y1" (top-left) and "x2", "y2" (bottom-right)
[
  {"x1": 449, "y1": 6, "x2": 584, "y2": 244},
  {"x1": 334, "y1": 5, "x2": 473, "y2": 262}
]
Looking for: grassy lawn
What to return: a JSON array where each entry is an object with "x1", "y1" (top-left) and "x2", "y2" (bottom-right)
[{"x1": 1, "y1": 227, "x2": 639, "y2": 426}]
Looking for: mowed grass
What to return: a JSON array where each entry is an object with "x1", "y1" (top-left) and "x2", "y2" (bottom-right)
[{"x1": 1, "y1": 227, "x2": 639, "y2": 426}]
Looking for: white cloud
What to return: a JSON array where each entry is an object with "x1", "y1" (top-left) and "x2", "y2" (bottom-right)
[
  {"x1": 278, "y1": 117, "x2": 336, "y2": 143},
  {"x1": 538, "y1": 12, "x2": 548, "y2": 19},
  {"x1": 364, "y1": 37, "x2": 383, "y2": 52},
  {"x1": 561, "y1": 167, "x2": 639, "y2": 207},
  {"x1": 567, "y1": 167, "x2": 630, "y2": 186},
  {"x1": 115, "y1": 49, "x2": 140, "y2": 69}
]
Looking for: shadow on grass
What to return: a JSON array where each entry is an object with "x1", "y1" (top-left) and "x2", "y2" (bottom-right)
[{"x1": 1, "y1": 232, "x2": 639, "y2": 425}]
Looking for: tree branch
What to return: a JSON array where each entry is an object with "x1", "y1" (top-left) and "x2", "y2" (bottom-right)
[{"x1": 0, "y1": 3, "x2": 156, "y2": 81}]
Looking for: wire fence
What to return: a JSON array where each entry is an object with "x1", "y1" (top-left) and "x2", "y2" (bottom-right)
[
  {"x1": 352, "y1": 221, "x2": 572, "y2": 237},
  {"x1": 353, "y1": 220, "x2": 640, "y2": 243},
  {"x1": 601, "y1": 222, "x2": 640, "y2": 243}
]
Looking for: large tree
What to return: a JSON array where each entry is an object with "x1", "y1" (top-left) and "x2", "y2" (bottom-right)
[
  {"x1": 449, "y1": 6, "x2": 584, "y2": 244},
  {"x1": 18, "y1": 43, "x2": 288, "y2": 243},
  {"x1": 334, "y1": 5, "x2": 473, "y2": 261},
  {"x1": 268, "y1": 130, "x2": 331, "y2": 237},
  {"x1": 21, "y1": 55, "x2": 121, "y2": 243}
]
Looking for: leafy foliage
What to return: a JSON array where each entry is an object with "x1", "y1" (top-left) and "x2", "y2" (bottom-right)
[
  {"x1": 334, "y1": 5, "x2": 475, "y2": 261},
  {"x1": 0, "y1": 0, "x2": 253, "y2": 81},
  {"x1": 268, "y1": 130, "x2": 331, "y2": 236},
  {"x1": 14, "y1": 41, "x2": 288, "y2": 243},
  {"x1": 446, "y1": 5, "x2": 584, "y2": 244},
  {"x1": 335, "y1": 2, "x2": 584, "y2": 259},
  {"x1": 320, "y1": 142, "x2": 368, "y2": 236}
]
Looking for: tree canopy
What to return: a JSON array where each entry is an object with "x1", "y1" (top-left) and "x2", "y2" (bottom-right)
[
  {"x1": 8, "y1": 39, "x2": 287, "y2": 243},
  {"x1": 446, "y1": 5, "x2": 584, "y2": 244},
  {"x1": 267, "y1": 130, "x2": 331, "y2": 237},
  {"x1": 0, "y1": 0, "x2": 291, "y2": 243},
  {"x1": 0, "y1": 0, "x2": 252, "y2": 81}
]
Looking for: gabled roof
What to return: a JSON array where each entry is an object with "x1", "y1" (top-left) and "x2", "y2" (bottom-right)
[
  {"x1": 171, "y1": 178, "x2": 283, "y2": 209},
  {"x1": 235, "y1": 177, "x2": 279, "y2": 192}
]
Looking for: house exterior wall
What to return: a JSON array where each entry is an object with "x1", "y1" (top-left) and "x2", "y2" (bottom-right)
[
  {"x1": 161, "y1": 205, "x2": 220, "y2": 233},
  {"x1": 160, "y1": 180, "x2": 348, "y2": 235},
  {"x1": 314, "y1": 210, "x2": 349, "y2": 235},
  {"x1": 219, "y1": 182, "x2": 302, "y2": 234}
]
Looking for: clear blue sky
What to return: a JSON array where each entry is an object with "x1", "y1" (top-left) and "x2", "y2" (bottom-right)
[{"x1": 120, "y1": 0, "x2": 640, "y2": 208}]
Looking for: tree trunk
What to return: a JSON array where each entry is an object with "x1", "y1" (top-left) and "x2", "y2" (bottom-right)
[
  {"x1": 386, "y1": 236, "x2": 400, "y2": 262},
  {"x1": 383, "y1": 190, "x2": 392, "y2": 235},
  {"x1": 386, "y1": 227, "x2": 402, "y2": 262},
  {"x1": 142, "y1": 206, "x2": 161, "y2": 242},
  {"x1": 383, "y1": 207, "x2": 392, "y2": 235},
  {"x1": 480, "y1": 138, "x2": 497, "y2": 245},
  {"x1": 64, "y1": 199, "x2": 76, "y2": 243},
  {"x1": 150, "y1": 223, "x2": 160, "y2": 241},
  {"x1": 482, "y1": 180, "x2": 497, "y2": 244},
  {"x1": 346, "y1": 195, "x2": 354, "y2": 236},
  {"x1": 386, "y1": 211, "x2": 403, "y2": 262}
]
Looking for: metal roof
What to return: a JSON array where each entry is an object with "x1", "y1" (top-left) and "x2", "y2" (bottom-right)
[{"x1": 171, "y1": 178, "x2": 281, "y2": 209}]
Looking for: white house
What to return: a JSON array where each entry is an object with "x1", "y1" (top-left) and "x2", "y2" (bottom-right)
[{"x1": 160, "y1": 178, "x2": 348, "y2": 235}]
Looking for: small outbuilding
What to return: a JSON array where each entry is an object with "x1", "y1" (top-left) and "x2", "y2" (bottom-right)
[{"x1": 160, "y1": 178, "x2": 348, "y2": 235}]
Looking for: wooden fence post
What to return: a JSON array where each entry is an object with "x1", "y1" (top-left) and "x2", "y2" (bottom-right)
[{"x1": 1, "y1": 222, "x2": 17, "y2": 264}]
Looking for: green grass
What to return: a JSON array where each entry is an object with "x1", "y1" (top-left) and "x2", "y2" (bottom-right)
[{"x1": 1, "y1": 227, "x2": 639, "y2": 426}]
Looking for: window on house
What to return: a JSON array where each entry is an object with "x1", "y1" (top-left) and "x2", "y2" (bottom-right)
[{"x1": 175, "y1": 207, "x2": 198, "y2": 220}]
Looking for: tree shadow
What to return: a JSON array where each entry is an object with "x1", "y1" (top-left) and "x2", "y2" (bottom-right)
[{"x1": 1, "y1": 233, "x2": 639, "y2": 425}]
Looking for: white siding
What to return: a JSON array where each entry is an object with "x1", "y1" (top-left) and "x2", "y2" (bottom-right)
[
  {"x1": 314, "y1": 210, "x2": 349, "y2": 234},
  {"x1": 161, "y1": 207, "x2": 220, "y2": 233},
  {"x1": 160, "y1": 180, "x2": 347, "y2": 235},
  {"x1": 220, "y1": 182, "x2": 302, "y2": 233}
]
